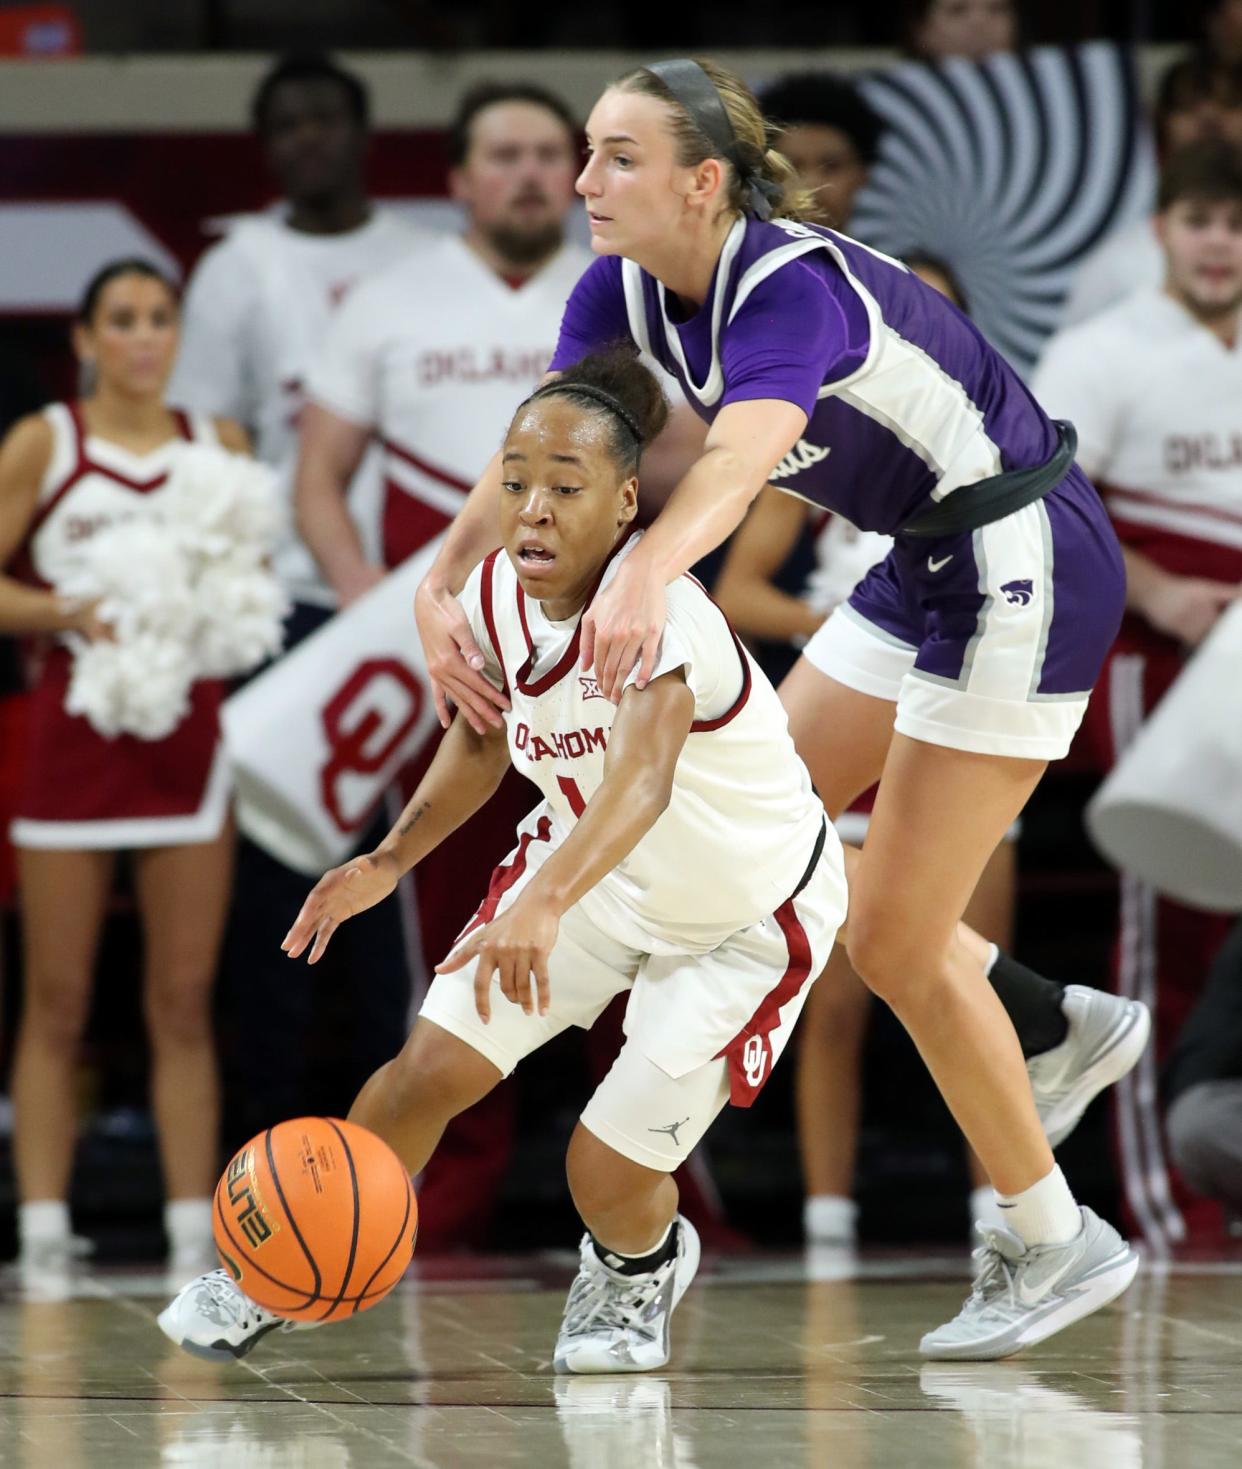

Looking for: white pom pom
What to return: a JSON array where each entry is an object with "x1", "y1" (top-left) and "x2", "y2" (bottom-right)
[{"x1": 55, "y1": 443, "x2": 289, "y2": 738}]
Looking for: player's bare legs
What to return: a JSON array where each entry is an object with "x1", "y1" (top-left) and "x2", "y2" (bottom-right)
[
  {"x1": 11, "y1": 848, "x2": 115, "y2": 1211},
  {"x1": 133, "y1": 823, "x2": 234, "y2": 1205},
  {"x1": 566, "y1": 1122, "x2": 678, "y2": 1255},
  {"x1": 348, "y1": 1018, "x2": 503, "y2": 1175},
  {"x1": 846, "y1": 733, "x2": 1050, "y2": 1191},
  {"x1": 796, "y1": 949, "x2": 869, "y2": 1209},
  {"x1": 796, "y1": 842, "x2": 1013, "y2": 1222}
]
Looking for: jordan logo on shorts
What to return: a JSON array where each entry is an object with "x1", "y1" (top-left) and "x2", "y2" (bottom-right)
[
  {"x1": 648, "y1": 1117, "x2": 691, "y2": 1146},
  {"x1": 1001, "y1": 579, "x2": 1035, "y2": 606}
]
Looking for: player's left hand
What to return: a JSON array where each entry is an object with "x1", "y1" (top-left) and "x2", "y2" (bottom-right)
[
  {"x1": 436, "y1": 896, "x2": 560, "y2": 1023},
  {"x1": 581, "y1": 552, "x2": 666, "y2": 703}
]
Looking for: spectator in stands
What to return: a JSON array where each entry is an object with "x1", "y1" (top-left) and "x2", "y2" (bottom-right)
[
  {"x1": 715, "y1": 258, "x2": 1013, "y2": 1245},
  {"x1": 1201, "y1": 0, "x2": 1242, "y2": 65},
  {"x1": 901, "y1": 0, "x2": 1018, "y2": 63},
  {"x1": 167, "y1": 53, "x2": 420, "y2": 1150},
  {"x1": 1061, "y1": 54, "x2": 1242, "y2": 326},
  {"x1": 1033, "y1": 139, "x2": 1242, "y2": 1245},
  {"x1": 757, "y1": 72, "x2": 885, "y2": 228}
]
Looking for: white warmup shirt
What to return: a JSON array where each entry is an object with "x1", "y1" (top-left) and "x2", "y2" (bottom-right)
[
  {"x1": 458, "y1": 533, "x2": 832, "y2": 953},
  {"x1": 1033, "y1": 288, "x2": 1242, "y2": 554},
  {"x1": 1058, "y1": 217, "x2": 1163, "y2": 329},
  {"x1": 307, "y1": 234, "x2": 593, "y2": 568},
  {"x1": 168, "y1": 211, "x2": 420, "y2": 605}
]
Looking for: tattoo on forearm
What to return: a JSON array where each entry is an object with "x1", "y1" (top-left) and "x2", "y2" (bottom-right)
[{"x1": 398, "y1": 801, "x2": 430, "y2": 837}]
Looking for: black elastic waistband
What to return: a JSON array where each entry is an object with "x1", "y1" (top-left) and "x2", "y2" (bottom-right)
[
  {"x1": 898, "y1": 419, "x2": 1078, "y2": 540},
  {"x1": 791, "y1": 817, "x2": 828, "y2": 901}
]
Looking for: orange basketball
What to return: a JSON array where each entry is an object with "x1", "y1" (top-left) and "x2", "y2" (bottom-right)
[{"x1": 213, "y1": 1117, "x2": 417, "y2": 1322}]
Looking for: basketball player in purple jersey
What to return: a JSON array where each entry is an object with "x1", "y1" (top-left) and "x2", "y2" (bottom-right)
[{"x1": 415, "y1": 60, "x2": 1146, "y2": 1358}]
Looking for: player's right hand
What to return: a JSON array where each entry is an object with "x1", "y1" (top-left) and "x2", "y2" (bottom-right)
[
  {"x1": 282, "y1": 852, "x2": 398, "y2": 965},
  {"x1": 414, "y1": 574, "x2": 509, "y2": 734}
]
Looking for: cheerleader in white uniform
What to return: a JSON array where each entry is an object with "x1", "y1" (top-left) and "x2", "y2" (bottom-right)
[{"x1": 0, "y1": 259, "x2": 249, "y2": 1272}]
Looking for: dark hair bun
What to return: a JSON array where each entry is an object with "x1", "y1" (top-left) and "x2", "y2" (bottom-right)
[{"x1": 554, "y1": 345, "x2": 670, "y2": 448}]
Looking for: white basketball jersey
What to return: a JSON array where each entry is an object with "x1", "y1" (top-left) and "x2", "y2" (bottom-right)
[
  {"x1": 308, "y1": 235, "x2": 592, "y2": 552},
  {"x1": 21, "y1": 402, "x2": 217, "y2": 592},
  {"x1": 168, "y1": 211, "x2": 421, "y2": 604},
  {"x1": 459, "y1": 533, "x2": 830, "y2": 951},
  {"x1": 1033, "y1": 288, "x2": 1242, "y2": 551}
]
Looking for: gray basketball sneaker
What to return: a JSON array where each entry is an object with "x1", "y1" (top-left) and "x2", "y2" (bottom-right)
[
  {"x1": 553, "y1": 1216, "x2": 701, "y2": 1374},
  {"x1": 159, "y1": 1268, "x2": 314, "y2": 1362},
  {"x1": 920, "y1": 1206, "x2": 1139, "y2": 1361},
  {"x1": 1028, "y1": 986, "x2": 1151, "y2": 1149}
]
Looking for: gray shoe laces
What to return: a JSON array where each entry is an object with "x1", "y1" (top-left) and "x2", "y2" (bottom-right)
[
  {"x1": 194, "y1": 1268, "x2": 264, "y2": 1330},
  {"x1": 562, "y1": 1250, "x2": 668, "y2": 1342}
]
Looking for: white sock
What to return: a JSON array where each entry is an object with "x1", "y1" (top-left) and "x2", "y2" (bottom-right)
[
  {"x1": 996, "y1": 1165, "x2": 1081, "y2": 1248},
  {"x1": 165, "y1": 1197, "x2": 214, "y2": 1256},
  {"x1": 969, "y1": 1184, "x2": 1006, "y2": 1233},
  {"x1": 803, "y1": 1194, "x2": 858, "y2": 1245},
  {"x1": 983, "y1": 942, "x2": 1000, "y2": 976},
  {"x1": 19, "y1": 1199, "x2": 71, "y2": 1247}
]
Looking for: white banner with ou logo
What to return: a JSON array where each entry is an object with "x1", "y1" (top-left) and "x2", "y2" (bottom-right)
[{"x1": 221, "y1": 539, "x2": 445, "y2": 875}]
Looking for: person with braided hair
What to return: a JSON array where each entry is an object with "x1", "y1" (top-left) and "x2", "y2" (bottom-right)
[
  {"x1": 412, "y1": 58, "x2": 1148, "y2": 1360},
  {"x1": 160, "y1": 349, "x2": 848, "y2": 1373}
]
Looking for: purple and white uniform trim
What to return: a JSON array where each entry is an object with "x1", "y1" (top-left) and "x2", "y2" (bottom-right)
[{"x1": 550, "y1": 215, "x2": 1124, "y2": 758}]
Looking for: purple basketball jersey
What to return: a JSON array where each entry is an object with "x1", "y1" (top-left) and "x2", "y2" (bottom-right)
[{"x1": 550, "y1": 217, "x2": 1063, "y2": 535}]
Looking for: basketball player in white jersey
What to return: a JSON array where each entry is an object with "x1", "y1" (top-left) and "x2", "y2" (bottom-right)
[
  {"x1": 168, "y1": 53, "x2": 421, "y2": 1152},
  {"x1": 169, "y1": 52, "x2": 419, "y2": 615},
  {"x1": 293, "y1": 81, "x2": 613, "y2": 1253},
  {"x1": 0, "y1": 260, "x2": 247, "y2": 1274},
  {"x1": 1034, "y1": 138, "x2": 1242, "y2": 1247},
  {"x1": 161, "y1": 349, "x2": 848, "y2": 1371}
]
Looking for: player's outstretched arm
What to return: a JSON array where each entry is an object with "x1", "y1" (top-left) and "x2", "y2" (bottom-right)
[
  {"x1": 582, "y1": 398, "x2": 808, "y2": 702},
  {"x1": 282, "y1": 714, "x2": 511, "y2": 964},
  {"x1": 438, "y1": 671, "x2": 695, "y2": 1022}
]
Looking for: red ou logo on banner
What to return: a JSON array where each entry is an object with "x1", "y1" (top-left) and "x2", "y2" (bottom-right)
[{"x1": 320, "y1": 658, "x2": 425, "y2": 833}]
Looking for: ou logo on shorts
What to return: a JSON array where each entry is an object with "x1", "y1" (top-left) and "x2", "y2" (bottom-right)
[{"x1": 742, "y1": 1034, "x2": 769, "y2": 1090}]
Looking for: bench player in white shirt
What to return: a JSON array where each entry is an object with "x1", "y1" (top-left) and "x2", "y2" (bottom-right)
[
  {"x1": 1034, "y1": 138, "x2": 1242, "y2": 1247},
  {"x1": 161, "y1": 350, "x2": 848, "y2": 1372},
  {"x1": 168, "y1": 52, "x2": 419, "y2": 615}
]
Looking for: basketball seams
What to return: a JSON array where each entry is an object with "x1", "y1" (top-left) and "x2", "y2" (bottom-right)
[
  {"x1": 213, "y1": 1178, "x2": 319, "y2": 1308},
  {"x1": 314, "y1": 1119, "x2": 363, "y2": 1323},
  {"x1": 351, "y1": 1173, "x2": 414, "y2": 1315},
  {"x1": 264, "y1": 1126, "x2": 324, "y2": 1301}
]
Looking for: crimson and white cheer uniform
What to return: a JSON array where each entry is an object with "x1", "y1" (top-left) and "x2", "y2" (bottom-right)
[
  {"x1": 419, "y1": 534, "x2": 848, "y2": 1171},
  {"x1": 1033, "y1": 287, "x2": 1242, "y2": 1246},
  {"x1": 9, "y1": 403, "x2": 230, "y2": 850},
  {"x1": 307, "y1": 234, "x2": 592, "y2": 569}
]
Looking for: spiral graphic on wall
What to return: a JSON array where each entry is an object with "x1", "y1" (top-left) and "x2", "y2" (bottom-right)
[{"x1": 850, "y1": 42, "x2": 1156, "y2": 375}]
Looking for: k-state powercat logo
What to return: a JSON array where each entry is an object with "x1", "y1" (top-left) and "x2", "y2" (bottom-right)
[{"x1": 1001, "y1": 579, "x2": 1034, "y2": 606}]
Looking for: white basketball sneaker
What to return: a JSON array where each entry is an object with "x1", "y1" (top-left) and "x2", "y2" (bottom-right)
[
  {"x1": 553, "y1": 1216, "x2": 701, "y2": 1374},
  {"x1": 920, "y1": 1206, "x2": 1139, "y2": 1361},
  {"x1": 1028, "y1": 986, "x2": 1151, "y2": 1148},
  {"x1": 158, "y1": 1268, "x2": 314, "y2": 1362}
]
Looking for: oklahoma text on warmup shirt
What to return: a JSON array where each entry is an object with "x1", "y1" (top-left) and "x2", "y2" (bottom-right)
[
  {"x1": 457, "y1": 531, "x2": 831, "y2": 954},
  {"x1": 550, "y1": 216, "x2": 1126, "y2": 759}
]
